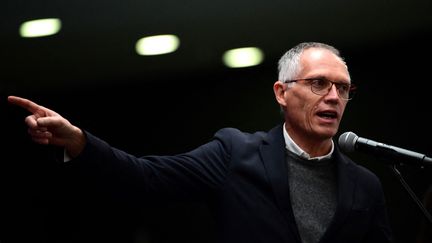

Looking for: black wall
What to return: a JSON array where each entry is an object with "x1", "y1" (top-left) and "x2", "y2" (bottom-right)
[{"x1": 2, "y1": 35, "x2": 432, "y2": 243}]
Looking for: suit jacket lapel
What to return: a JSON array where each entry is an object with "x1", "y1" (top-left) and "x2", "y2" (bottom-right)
[
  {"x1": 320, "y1": 146, "x2": 358, "y2": 242},
  {"x1": 259, "y1": 124, "x2": 301, "y2": 242}
]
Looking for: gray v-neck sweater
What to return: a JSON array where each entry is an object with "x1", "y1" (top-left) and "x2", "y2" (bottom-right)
[{"x1": 286, "y1": 150, "x2": 338, "y2": 243}]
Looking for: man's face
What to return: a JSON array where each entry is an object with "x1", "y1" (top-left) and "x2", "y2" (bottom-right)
[{"x1": 278, "y1": 48, "x2": 351, "y2": 142}]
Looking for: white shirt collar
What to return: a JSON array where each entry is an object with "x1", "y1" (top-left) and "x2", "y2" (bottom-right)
[{"x1": 282, "y1": 123, "x2": 334, "y2": 160}]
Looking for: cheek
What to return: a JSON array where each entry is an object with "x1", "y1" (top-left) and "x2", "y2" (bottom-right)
[
  {"x1": 305, "y1": 104, "x2": 318, "y2": 123},
  {"x1": 290, "y1": 100, "x2": 315, "y2": 124},
  {"x1": 285, "y1": 90, "x2": 318, "y2": 122},
  {"x1": 299, "y1": 98, "x2": 317, "y2": 115}
]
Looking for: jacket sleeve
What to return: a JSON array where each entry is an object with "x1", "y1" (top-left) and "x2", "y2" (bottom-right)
[{"x1": 68, "y1": 129, "x2": 233, "y2": 200}]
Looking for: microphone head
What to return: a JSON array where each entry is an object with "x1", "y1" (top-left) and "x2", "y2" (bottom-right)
[{"x1": 338, "y1": 131, "x2": 358, "y2": 153}]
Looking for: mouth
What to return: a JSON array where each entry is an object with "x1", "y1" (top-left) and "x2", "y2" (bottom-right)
[{"x1": 316, "y1": 110, "x2": 338, "y2": 120}]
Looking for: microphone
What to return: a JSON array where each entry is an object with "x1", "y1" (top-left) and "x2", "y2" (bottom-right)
[{"x1": 338, "y1": 131, "x2": 432, "y2": 166}]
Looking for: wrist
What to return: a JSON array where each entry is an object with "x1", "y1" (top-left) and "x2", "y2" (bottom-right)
[{"x1": 65, "y1": 126, "x2": 86, "y2": 158}]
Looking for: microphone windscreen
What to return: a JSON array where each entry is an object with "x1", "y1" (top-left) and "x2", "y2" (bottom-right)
[{"x1": 338, "y1": 131, "x2": 358, "y2": 153}]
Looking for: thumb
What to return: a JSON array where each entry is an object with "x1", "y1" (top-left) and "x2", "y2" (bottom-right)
[{"x1": 36, "y1": 116, "x2": 68, "y2": 129}]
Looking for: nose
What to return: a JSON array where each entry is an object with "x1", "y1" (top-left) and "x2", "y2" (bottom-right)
[{"x1": 325, "y1": 83, "x2": 340, "y2": 100}]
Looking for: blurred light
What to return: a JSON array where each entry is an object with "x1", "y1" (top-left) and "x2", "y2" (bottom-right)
[
  {"x1": 19, "y1": 18, "x2": 62, "y2": 38},
  {"x1": 136, "y1": 34, "x2": 180, "y2": 56},
  {"x1": 223, "y1": 47, "x2": 264, "y2": 68}
]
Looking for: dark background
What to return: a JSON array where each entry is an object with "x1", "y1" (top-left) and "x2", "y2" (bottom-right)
[{"x1": 1, "y1": 0, "x2": 432, "y2": 242}]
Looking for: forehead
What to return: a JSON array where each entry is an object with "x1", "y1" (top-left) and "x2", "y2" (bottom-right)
[
  {"x1": 299, "y1": 48, "x2": 350, "y2": 81},
  {"x1": 301, "y1": 48, "x2": 344, "y2": 64}
]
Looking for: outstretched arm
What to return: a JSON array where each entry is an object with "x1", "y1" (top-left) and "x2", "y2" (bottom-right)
[{"x1": 8, "y1": 96, "x2": 86, "y2": 158}]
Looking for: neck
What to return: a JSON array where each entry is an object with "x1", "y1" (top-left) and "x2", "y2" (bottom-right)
[{"x1": 286, "y1": 129, "x2": 333, "y2": 157}]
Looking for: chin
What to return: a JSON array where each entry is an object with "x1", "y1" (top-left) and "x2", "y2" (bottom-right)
[{"x1": 316, "y1": 127, "x2": 338, "y2": 139}]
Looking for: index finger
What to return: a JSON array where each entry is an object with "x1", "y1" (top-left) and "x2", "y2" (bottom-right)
[{"x1": 8, "y1": 96, "x2": 42, "y2": 114}]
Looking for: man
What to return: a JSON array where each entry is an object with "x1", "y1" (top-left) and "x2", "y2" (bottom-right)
[{"x1": 8, "y1": 42, "x2": 393, "y2": 243}]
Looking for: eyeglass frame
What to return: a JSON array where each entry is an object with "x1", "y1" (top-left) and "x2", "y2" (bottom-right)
[{"x1": 283, "y1": 78, "x2": 357, "y2": 100}]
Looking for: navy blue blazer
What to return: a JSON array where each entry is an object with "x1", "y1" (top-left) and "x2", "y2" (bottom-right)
[{"x1": 73, "y1": 124, "x2": 392, "y2": 243}]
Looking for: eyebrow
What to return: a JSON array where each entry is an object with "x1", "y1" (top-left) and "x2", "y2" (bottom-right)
[{"x1": 307, "y1": 76, "x2": 351, "y2": 85}]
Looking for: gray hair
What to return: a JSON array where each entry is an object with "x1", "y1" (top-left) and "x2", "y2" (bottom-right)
[{"x1": 277, "y1": 42, "x2": 346, "y2": 84}]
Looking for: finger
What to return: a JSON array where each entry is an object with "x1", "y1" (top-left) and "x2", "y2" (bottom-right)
[
  {"x1": 8, "y1": 96, "x2": 43, "y2": 114},
  {"x1": 37, "y1": 116, "x2": 67, "y2": 129},
  {"x1": 32, "y1": 137, "x2": 50, "y2": 145},
  {"x1": 24, "y1": 115, "x2": 40, "y2": 129},
  {"x1": 28, "y1": 128, "x2": 52, "y2": 139},
  {"x1": 25, "y1": 115, "x2": 50, "y2": 131}
]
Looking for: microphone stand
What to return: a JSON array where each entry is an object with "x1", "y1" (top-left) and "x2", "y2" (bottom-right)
[{"x1": 389, "y1": 164, "x2": 432, "y2": 224}]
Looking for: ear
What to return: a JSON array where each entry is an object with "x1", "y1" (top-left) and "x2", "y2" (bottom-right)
[{"x1": 273, "y1": 80, "x2": 287, "y2": 107}]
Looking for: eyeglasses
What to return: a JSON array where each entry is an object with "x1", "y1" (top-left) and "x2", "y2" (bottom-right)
[{"x1": 284, "y1": 78, "x2": 357, "y2": 100}]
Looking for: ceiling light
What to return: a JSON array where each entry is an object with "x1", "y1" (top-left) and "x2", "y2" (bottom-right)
[
  {"x1": 136, "y1": 34, "x2": 180, "y2": 56},
  {"x1": 222, "y1": 47, "x2": 264, "y2": 68},
  {"x1": 19, "y1": 18, "x2": 62, "y2": 38}
]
